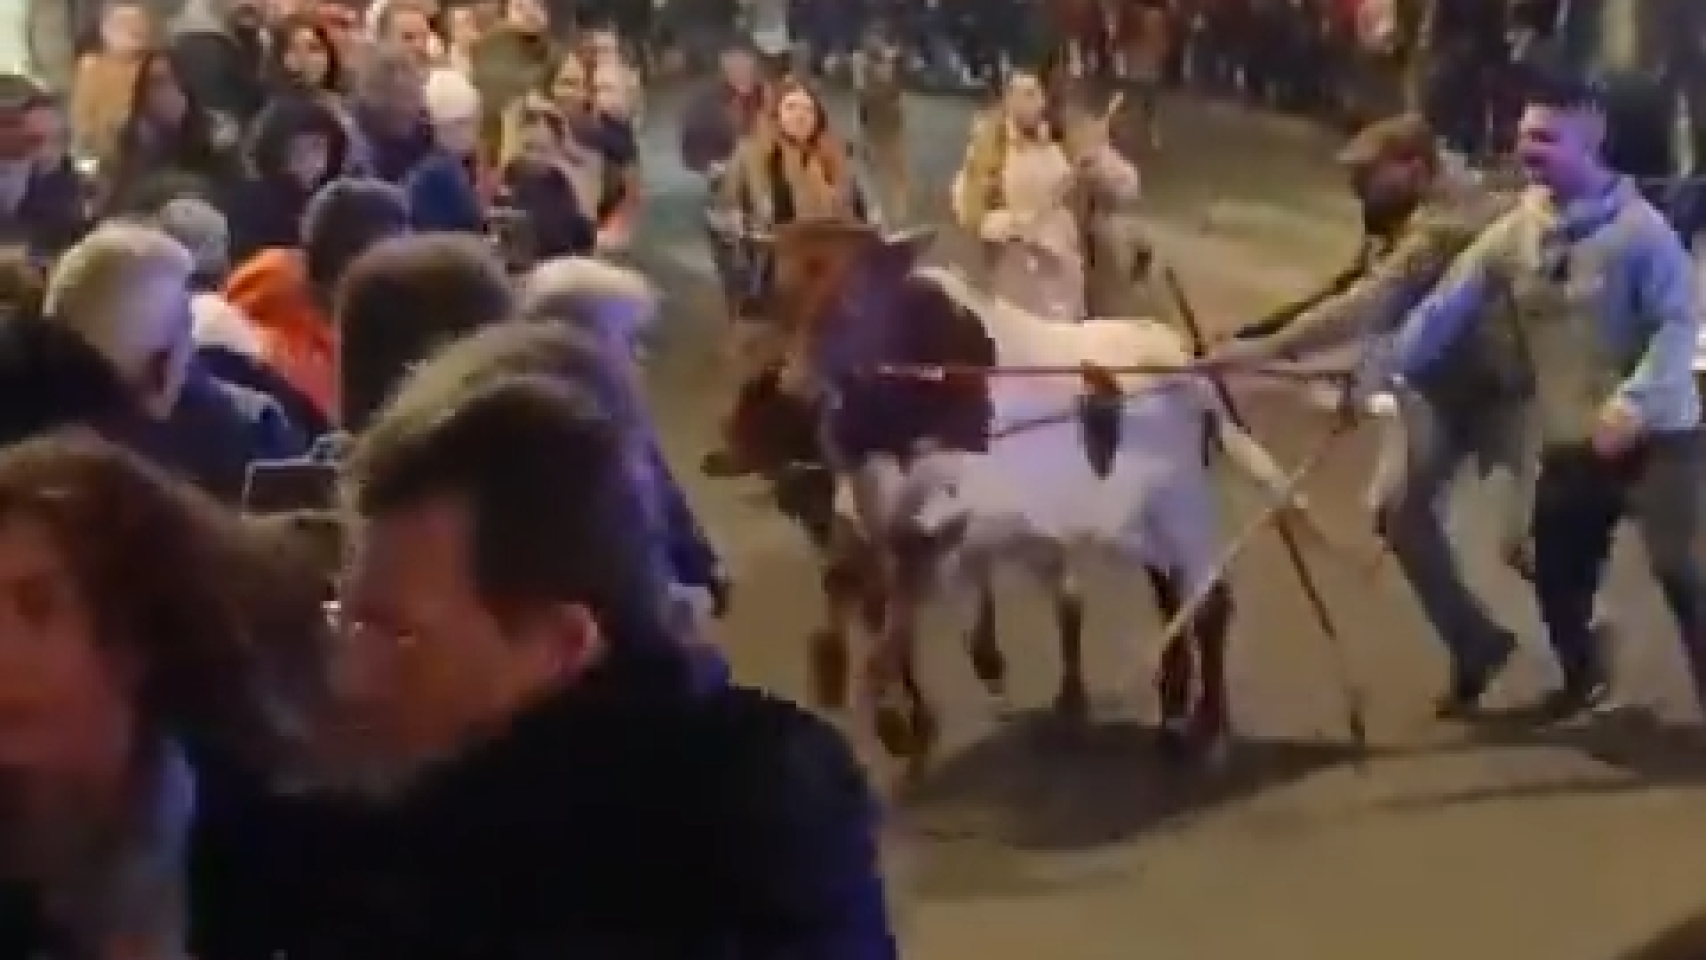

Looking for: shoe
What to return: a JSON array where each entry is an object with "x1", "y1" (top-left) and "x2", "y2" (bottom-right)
[
  {"x1": 1435, "y1": 630, "x2": 1516, "y2": 719},
  {"x1": 1535, "y1": 674, "x2": 1611, "y2": 722}
]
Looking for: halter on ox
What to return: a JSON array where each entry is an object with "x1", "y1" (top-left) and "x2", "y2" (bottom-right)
[{"x1": 735, "y1": 220, "x2": 1305, "y2": 770}]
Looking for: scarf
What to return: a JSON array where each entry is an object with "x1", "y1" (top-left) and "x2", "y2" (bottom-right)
[{"x1": 1532, "y1": 175, "x2": 1632, "y2": 281}]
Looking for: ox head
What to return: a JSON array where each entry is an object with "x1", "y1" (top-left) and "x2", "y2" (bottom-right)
[{"x1": 764, "y1": 221, "x2": 947, "y2": 389}]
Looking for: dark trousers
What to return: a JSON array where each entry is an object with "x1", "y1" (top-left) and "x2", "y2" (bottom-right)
[{"x1": 1531, "y1": 433, "x2": 1706, "y2": 692}]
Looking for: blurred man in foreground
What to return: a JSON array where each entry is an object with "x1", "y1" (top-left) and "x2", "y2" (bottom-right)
[{"x1": 264, "y1": 349, "x2": 895, "y2": 957}]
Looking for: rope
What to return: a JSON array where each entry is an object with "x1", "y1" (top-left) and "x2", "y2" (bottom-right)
[{"x1": 870, "y1": 360, "x2": 1337, "y2": 386}]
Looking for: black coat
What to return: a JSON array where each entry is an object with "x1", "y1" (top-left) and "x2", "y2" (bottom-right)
[
  {"x1": 190, "y1": 661, "x2": 897, "y2": 960},
  {"x1": 0, "y1": 163, "x2": 91, "y2": 261}
]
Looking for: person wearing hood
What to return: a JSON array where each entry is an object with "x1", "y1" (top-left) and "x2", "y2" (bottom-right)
[
  {"x1": 167, "y1": 0, "x2": 270, "y2": 129},
  {"x1": 267, "y1": 13, "x2": 367, "y2": 173},
  {"x1": 231, "y1": 93, "x2": 350, "y2": 262},
  {"x1": 42, "y1": 222, "x2": 307, "y2": 503},
  {"x1": 225, "y1": 178, "x2": 412, "y2": 424},
  {"x1": 353, "y1": 45, "x2": 485, "y2": 233}
]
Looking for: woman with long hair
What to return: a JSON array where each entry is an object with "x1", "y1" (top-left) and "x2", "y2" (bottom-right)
[
  {"x1": 720, "y1": 77, "x2": 863, "y2": 229},
  {"x1": 951, "y1": 68, "x2": 1139, "y2": 322},
  {"x1": 541, "y1": 52, "x2": 640, "y2": 252},
  {"x1": 270, "y1": 14, "x2": 347, "y2": 96},
  {"x1": 99, "y1": 48, "x2": 242, "y2": 217},
  {"x1": 495, "y1": 93, "x2": 598, "y2": 265},
  {"x1": 70, "y1": 0, "x2": 151, "y2": 165},
  {"x1": 701, "y1": 77, "x2": 869, "y2": 477},
  {"x1": 0, "y1": 434, "x2": 331, "y2": 957}
]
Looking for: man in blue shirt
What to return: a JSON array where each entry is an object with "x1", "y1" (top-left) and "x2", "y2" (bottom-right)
[{"x1": 1375, "y1": 74, "x2": 1704, "y2": 719}]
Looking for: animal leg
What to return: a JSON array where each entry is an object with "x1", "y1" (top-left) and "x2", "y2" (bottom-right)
[
  {"x1": 1190, "y1": 583, "x2": 1235, "y2": 767},
  {"x1": 965, "y1": 576, "x2": 1008, "y2": 700},
  {"x1": 1050, "y1": 569, "x2": 1090, "y2": 723},
  {"x1": 868, "y1": 597, "x2": 937, "y2": 768},
  {"x1": 1149, "y1": 566, "x2": 1195, "y2": 760}
]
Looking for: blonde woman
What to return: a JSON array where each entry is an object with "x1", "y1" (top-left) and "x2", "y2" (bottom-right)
[
  {"x1": 495, "y1": 95, "x2": 598, "y2": 262},
  {"x1": 951, "y1": 70, "x2": 1139, "y2": 322}
]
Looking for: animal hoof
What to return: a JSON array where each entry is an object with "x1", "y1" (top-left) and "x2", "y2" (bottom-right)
[
  {"x1": 873, "y1": 701, "x2": 939, "y2": 767},
  {"x1": 968, "y1": 638, "x2": 1007, "y2": 693},
  {"x1": 807, "y1": 631, "x2": 849, "y2": 711},
  {"x1": 874, "y1": 704, "x2": 915, "y2": 760},
  {"x1": 1052, "y1": 681, "x2": 1091, "y2": 724},
  {"x1": 1155, "y1": 719, "x2": 1192, "y2": 764},
  {"x1": 1197, "y1": 734, "x2": 1231, "y2": 773}
]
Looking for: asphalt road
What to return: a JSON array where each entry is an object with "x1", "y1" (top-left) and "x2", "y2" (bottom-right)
[{"x1": 632, "y1": 85, "x2": 1706, "y2": 960}]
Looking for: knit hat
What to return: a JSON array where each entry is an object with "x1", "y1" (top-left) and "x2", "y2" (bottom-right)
[{"x1": 156, "y1": 197, "x2": 232, "y2": 284}]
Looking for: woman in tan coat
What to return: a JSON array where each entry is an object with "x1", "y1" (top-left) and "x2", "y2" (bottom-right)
[
  {"x1": 71, "y1": 0, "x2": 152, "y2": 164},
  {"x1": 951, "y1": 70, "x2": 1140, "y2": 322}
]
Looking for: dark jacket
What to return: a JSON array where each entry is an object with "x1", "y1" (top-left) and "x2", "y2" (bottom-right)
[
  {"x1": 100, "y1": 113, "x2": 244, "y2": 219},
  {"x1": 167, "y1": 2, "x2": 269, "y2": 128},
  {"x1": 649, "y1": 439, "x2": 723, "y2": 592},
  {"x1": 357, "y1": 111, "x2": 485, "y2": 233},
  {"x1": 680, "y1": 82, "x2": 766, "y2": 175},
  {"x1": 0, "y1": 318, "x2": 136, "y2": 445},
  {"x1": 0, "y1": 162, "x2": 91, "y2": 261},
  {"x1": 196, "y1": 345, "x2": 333, "y2": 442},
  {"x1": 190, "y1": 659, "x2": 895, "y2": 960},
  {"x1": 134, "y1": 368, "x2": 310, "y2": 503},
  {"x1": 229, "y1": 95, "x2": 351, "y2": 262},
  {"x1": 499, "y1": 162, "x2": 597, "y2": 261}
]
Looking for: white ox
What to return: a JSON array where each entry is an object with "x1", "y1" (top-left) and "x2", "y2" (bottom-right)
[{"x1": 828, "y1": 266, "x2": 1309, "y2": 764}]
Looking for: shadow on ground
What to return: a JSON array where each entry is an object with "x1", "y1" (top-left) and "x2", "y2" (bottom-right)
[
  {"x1": 1379, "y1": 707, "x2": 1706, "y2": 813},
  {"x1": 896, "y1": 701, "x2": 1706, "y2": 864},
  {"x1": 897, "y1": 708, "x2": 1358, "y2": 854}
]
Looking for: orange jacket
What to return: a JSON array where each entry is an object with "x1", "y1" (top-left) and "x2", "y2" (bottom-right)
[{"x1": 223, "y1": 248, "x2": 337, "y2": 422}]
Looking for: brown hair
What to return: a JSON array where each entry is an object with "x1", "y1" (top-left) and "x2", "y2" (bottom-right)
[
  {"x1": 0, "y1": 435, "x2": 328, "y2": 759},
  {"x1": 755, "y1": 77, "x2": 850, "y2": 192}
]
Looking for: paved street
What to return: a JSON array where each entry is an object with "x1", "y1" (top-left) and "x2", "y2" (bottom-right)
[{"x1": 638, "y1": 87, "x2": 1706, "y2": 959}]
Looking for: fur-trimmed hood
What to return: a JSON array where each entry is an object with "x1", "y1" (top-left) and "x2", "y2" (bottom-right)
[
  {"x1": 520, "y1": 256, "x2": 660, "y2": 347},
  {"x1": 191, "y1": 291, "x2": 262, "y2": 358}
]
